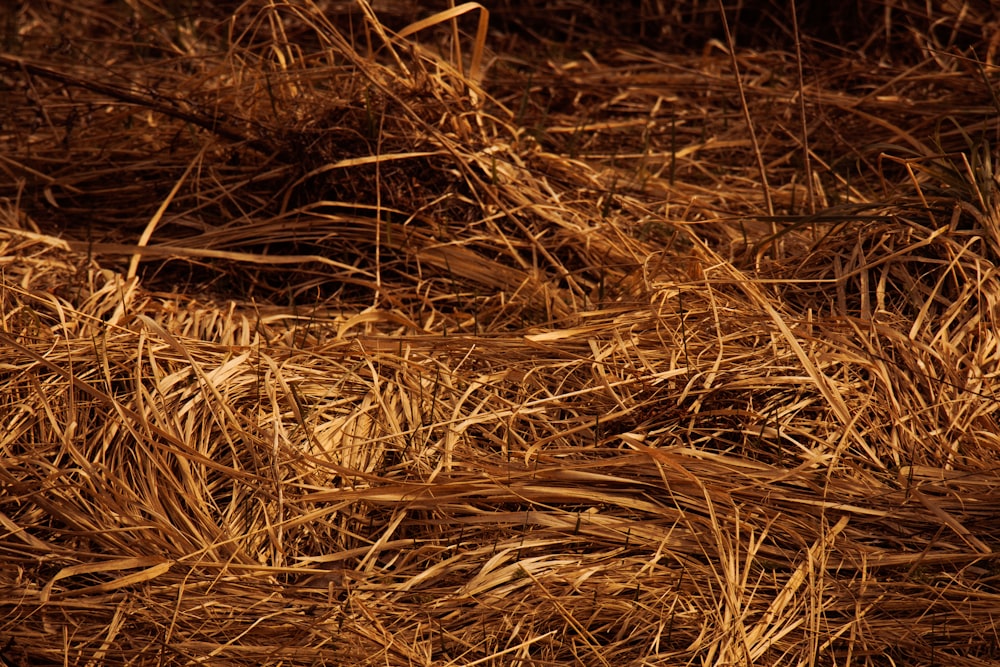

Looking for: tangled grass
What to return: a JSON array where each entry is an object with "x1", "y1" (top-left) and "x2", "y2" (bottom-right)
[{"x1": 2, "y1": 1, "x2": 1000, "y2": 665}]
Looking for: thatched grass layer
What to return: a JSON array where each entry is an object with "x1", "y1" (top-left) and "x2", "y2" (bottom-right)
[{"x1": 2, "y1": 1, "x2": 1000, "y2": 665}]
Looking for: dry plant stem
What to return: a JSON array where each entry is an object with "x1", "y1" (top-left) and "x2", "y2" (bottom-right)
[
  {"x1": 790, "y1": 0, "x2": 816, "y2": 215},
  {"x1": 716, "y1": 0, "x2": 774, "y2": 219},
  {"x1": 127, "y1": 146, "x2": 208, "y2": 282},
  {"x1": 394, "y1": 2, "x2": 490, "y2": 85}
]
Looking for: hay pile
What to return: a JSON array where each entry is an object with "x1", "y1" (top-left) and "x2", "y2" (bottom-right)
[{"x1": 2, "y1": 1, "x2": 1000, "y2": 665}]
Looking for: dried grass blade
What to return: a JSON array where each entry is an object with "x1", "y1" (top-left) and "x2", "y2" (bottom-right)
[
  {"x1": 395, "y1": 2, "x2": 490, "y2": 83},
  {"x1": 127, "y1": 145, "x2": 207, "y2": 281},
  {"x1": 40, "y1": 557, "x2": 172, "y2": 602}
]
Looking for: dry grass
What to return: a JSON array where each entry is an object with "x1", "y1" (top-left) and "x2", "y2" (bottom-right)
[{"x1": 2, "y1": 1, "x2": 1000, "y2": 665}]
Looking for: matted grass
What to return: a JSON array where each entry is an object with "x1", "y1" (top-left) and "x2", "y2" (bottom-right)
[{"x1": 2, "y1": 1, "x2": 1000, "y2": 665}]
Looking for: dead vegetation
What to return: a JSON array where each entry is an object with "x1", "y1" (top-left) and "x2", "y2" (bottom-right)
[{"x1": 2, "y1": 1, "x2": 1000, "y2": 665}]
